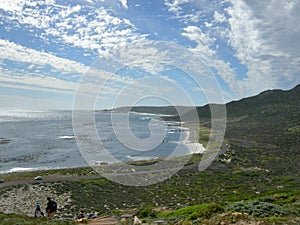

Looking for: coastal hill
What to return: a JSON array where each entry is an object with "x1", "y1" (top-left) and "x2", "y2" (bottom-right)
[
  {"x1": 111, "y1": 84, "x2": 300, "y2": 150},
  {"x1": 107, "y1": 105, "x2": 191, "y2": 116},
  {"x1": 111, "y1": 84, "x2": 300, "y2": 121},
  {"x1": 1, "y1": 84, "x2": 299, "y2": 224}
]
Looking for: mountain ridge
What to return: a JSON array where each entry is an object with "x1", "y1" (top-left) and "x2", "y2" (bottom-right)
[{"x1": 109, "y1": 83, "x2": 300, "y2": 119}]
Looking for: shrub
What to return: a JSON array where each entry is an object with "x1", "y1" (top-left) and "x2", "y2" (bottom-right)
[
  {"x1": 225, "y1": 200, "x2": 298, "y2": 217},
  {"x1": 159, "y1": 203, "x2": 223, "y2": 220},
  {"x1": 137, "y1": 205, "x2": 157, "y2": 218}
]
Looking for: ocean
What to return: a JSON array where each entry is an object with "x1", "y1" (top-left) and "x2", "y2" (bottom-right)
[{"x1": 0, "y1": 110, "x2": 197, "y2": 174}]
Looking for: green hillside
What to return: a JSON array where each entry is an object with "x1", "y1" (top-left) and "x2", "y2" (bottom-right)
[{"x1": 225, "y1": 84, "x2": 300, "y2": 148}]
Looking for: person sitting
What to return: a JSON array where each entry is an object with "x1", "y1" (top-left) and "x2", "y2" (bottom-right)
[
  {"x1": 76, "y1": 209, "x2": 86, "y2": 222},
  {"x1": 88, "y1": 211, "x2": 97, "y2": 219},
  {"x1": 34, "y1": 203, "x2": 44, "y2": 217}
]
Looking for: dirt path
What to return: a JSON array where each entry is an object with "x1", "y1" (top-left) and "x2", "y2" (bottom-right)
[{"x1": 87, "y1": 216, "x2": 119, "y2": 225}]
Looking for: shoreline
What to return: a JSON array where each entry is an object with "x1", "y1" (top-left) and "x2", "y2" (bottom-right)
[
  {"x1": 0, "y1": 123, "x2": 205, "y2": 176},
  {"x1": 0, "y1": 164, "x2": 90, "y2": 175},
  {"x1": 182, "y1": 124, "x2": 206, "y2": 154}
]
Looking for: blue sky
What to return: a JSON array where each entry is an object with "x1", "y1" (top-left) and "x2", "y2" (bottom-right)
[{"x1": 0, "y1": 0, "x2": 299, "y2": 110}]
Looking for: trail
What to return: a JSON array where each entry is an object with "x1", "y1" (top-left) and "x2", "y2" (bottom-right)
[{"x1": 87, "y1": 216, "x2": 119, "y2": 225}]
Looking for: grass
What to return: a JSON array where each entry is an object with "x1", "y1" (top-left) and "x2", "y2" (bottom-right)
[
  {"x1": 0, "y1": 212, "x2": 76, "y2": 225},
  {"x1": 198, "y1": 126, "x2": 210, "y2": 147},
  {"x1": 0, "y1": 167, "x2": 97, "y2": 182},
  {"x1": 158, "y1": 203, "x2": 224, "y2": 220}
]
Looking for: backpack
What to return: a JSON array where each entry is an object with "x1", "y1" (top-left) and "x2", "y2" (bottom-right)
[{"x1": 49, "y1": 200, "x2": 57, "y2": 212}]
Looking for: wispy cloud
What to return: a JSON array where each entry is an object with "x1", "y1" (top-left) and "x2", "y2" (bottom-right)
[
  {"x1": 165, "y1": 0, "x2": 300, "y2": 99},
  {"x1": 226, "y1": 0, "x2": 300, "y2": 95},
  {"x1": 0, "y1": 39, "x2": 88, "y2": 75},
  {"x1": 0, "y1": 69, "x2": 78, "y2": 95},
  {"x1": 182, "y1": 26, "x2": 216, "y2": 57}
]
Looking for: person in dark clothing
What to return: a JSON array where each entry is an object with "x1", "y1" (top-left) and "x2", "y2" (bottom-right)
[
  {"x1": 77, "y1": 209, "x2": 85, "y2": 219},
  {"x1": 45, "y1": 197, "x2": 57, "y2": 218},
  {"x1": 76, "y1": 209, "x2": 86, "y2": 222}
]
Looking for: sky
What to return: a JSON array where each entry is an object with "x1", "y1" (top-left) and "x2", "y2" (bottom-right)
[{"x1": 0, "y1": 0, "x2": 299, "y2": 110}]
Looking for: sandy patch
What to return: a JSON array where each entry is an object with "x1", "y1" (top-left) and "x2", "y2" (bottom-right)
[{"x1": 186, "y1": 142, "x2": 206, "y2": 154}]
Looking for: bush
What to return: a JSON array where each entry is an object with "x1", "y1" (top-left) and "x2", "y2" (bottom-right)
[
  {"x1": 159, "y1": 203, "x2": 223, "y2": 220},
  {"x1": 137, "y1": 205, "x2": 157, "y2": 218},
  {"x1": 225, "y1": 200, "x2": 298, "y2": 217}
]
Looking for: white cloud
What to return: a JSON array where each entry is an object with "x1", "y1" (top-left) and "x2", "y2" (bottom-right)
[
  {"x1": 165, "y1": 0, "x2": 227, "y2": 24},
  {"x1": 0, "y1": 0, "x2": 27, "y2": 12},
  {"x1": 0, "y1": 39, "x2": 159, "y2": 101},
  {"x1": 0, "y1": 0, "x2": 144, "y2": 55},
  {"x1": 164, "y1": 0, "x2": 192, "y2": 13},
  {"x1": 0, "y1": 71, "x2": 77, "y2": 95},
  {"x1": 182, "y1": 26, "x2": 215, "y2": 46},
  {"x1": 0, "y1": 63, "x2": 135, "y2": 105},
  {"x1": 119, "y1": 0, "x2": 128, "y2": 9},
  {"x1": 164, "y1": 0, "x2": 202, "y2": 24},
  {"x1": 182, "y1": 26, "x2": 216, "y2": 57},
  {"x1": 213, "y1": 11, "x2": 226, "y2": 23},
  {"x1": 0, "y1": 39, "x2": 88, "y2": 75},
  {"x1": 179, "y1": 13, "x2": 262, "y2": 99},
  {"x1": 53, "y1": 6, "x2": 144, "y2": 54},
  {"x1": 225, "y1": 0, "x2": 300, "y2": 96},
  {"x1": 169, "y1": 0, "x2": 300, "y2": 99},
  {"x1": 204, "y1": 22, "x2": 212, "y2": 28},
  {"x1": 0, "y1": 94, "x2": 73, "y2": 110}
]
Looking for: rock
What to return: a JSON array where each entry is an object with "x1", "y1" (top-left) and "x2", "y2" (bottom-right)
[
  {"x1": 0, "y1": 138, "x2": 10, "y2": 144},
  {"x1": 120, "y1": 214, "x2": 133, "y2": 223},
  {"x1": 133, "y1": 216, "x2": 142, "y2": 225}
]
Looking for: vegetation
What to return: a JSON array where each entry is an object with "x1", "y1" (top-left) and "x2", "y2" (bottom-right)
[
  {"x1": 197, "y1": 126, "x2": 210, "y2": 147},
  {"x1": 225, "y1": 200, "x2": 300, "y2": 217},
  {"x1": 0, "y1": 167, "x2": 97, "y2": 182},
  {"x1": 158, "y1": 203, "x2": 224, "y2": 220},
  {"x1": 0, "y1": 212, "x2": 75, "y2": 225}
]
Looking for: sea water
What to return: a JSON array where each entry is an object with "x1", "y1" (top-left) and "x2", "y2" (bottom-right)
[{"x1": 0, "y1": 110, "x2": 192, "y2": 174}]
